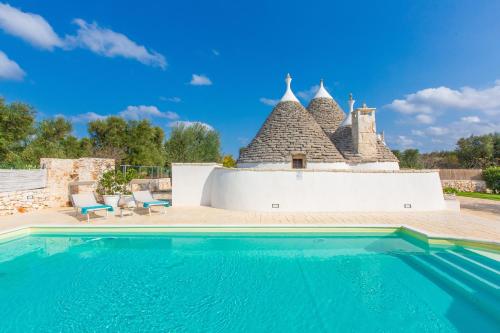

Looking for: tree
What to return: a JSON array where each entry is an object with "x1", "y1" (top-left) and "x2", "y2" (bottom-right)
[
  {"x1": 88, "y1": 117, "x2": 166, "y2": 166},
  {"x1": 0, "y1": 98, "x2": 35, "y2": 165},
  {"x1": 165, "y1": 123, "x2": 221, "y2": 164},
  {"x1": 222, "y1": 154, "x2": 237, "y2": 168},
  {"x1": 21, "y1": 117, "x2": 91, "y2": 164},
  {"x1": 456, "y1": 134, "x2": 497, "y2": 168},
  {"x1": 88, "y1": 116, "x2": 128, "y2": 162},
  {"x1": 392, "y1": 149, "x2": 422, "y2": 169},
  {"x1": 420, "y1": 151, "x2": 460, "y2": 169},
  {"x1": 125, "y1": 120, "x2": 166, "y2": 166}
]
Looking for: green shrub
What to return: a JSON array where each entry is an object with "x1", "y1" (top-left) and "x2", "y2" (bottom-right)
[
  {"x1": 443, "y1": 187, "x2": 458, "y2": 194},
  {"x1": 222, "y1": 155, "x2": 236, "y2": 168},
  {"x1": 483, "y1": 166, "x2": 500, "y2": 194},
  {"x1": 97, "y1": 169, "x2": 137, "y2": 195}
]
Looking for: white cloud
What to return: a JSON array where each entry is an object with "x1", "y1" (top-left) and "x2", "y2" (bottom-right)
[
  {"x1": 411, "y1": 129, "x2": 425, "y2": 136},
  {"x1": 386, "y1": 80, "x2": 500, "y2": 115},
  {"x1": 168, "y1": 120, "x2": 213, "y2": 130},
  {"x1": 395, "y1": 135, "x2": 416, "y2": 148},
  {"x1": 297, "y1": 85, "x2": 319, "y2": 101},
  {"x1": 460, "y1": 116, "x2": 480, "y2": 123},
  {"x1": 259, "y1": 97, "x2": 278, "y2": 106},
  {"x1": 189, "y1": 74, "x2": 212, "y2": 86},
  {"x1": 0, "y1": 50, "x2": 25, "y2": 80},
  {"x1": 427, "y1": 126, "x2": 449, "y2": 136},
  {"x1": 65, "y1": 19, "x2": 166, "y2": 69},
  {"x1": 212, "y1": 49, "x2": 220, "y2": 56},
  {"x1": 119, "y1": 105, "x2": 179, "y2": 120},
  {"x1": 386, "y1": 80, "x2": 500, "y2": 151},
  {"x1": 69, "y1": 112, "x2": 106, "y2": 123},
  {"x1": 162, "y1": 96, "x2": 181, "y2": 103},
  {"x1": 415, "y1": 114, "x2": 433, "y2": 124},
  {"x1": 0, "y1": 3, "x2": 62, "y2": 50}
]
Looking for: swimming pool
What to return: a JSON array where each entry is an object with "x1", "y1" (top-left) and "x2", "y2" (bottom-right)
[{"x1": 0, "y1": 230, "x2": 498, "y2": 332}]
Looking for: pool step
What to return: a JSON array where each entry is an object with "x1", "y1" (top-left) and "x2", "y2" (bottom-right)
[
  {"x1": 424, "y1": 253, "x2": 500, "y2": 297},
  {"x1": 453, "y1": 248, "x2": 500, "y2": 271},
  {"x1": 404, "y1": 254, "x2": 500, "y2": 323},
  {"x1": 436, "y1": 250, "x2": 500, "y2": 288}
]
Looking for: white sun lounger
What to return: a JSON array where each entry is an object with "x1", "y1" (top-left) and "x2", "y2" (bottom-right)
[
  {"x1": 132, "y1": 190, "x2": 171, "y2": 216},
  {"x1": 71, "y1": 193, "x2": 113, "y2": 222}
]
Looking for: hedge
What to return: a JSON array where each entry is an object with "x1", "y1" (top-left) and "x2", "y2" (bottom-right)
[{"x1": 483, "y1": 166, "x2": 500, "y2": 193}]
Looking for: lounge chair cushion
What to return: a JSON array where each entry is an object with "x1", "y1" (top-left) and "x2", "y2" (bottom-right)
[
  {"x1": 143, "y1": 200, "x2": 171, "y2": 208},
  {"x1": 81, "y1": 205, "x2": 114, "y2": 215}
]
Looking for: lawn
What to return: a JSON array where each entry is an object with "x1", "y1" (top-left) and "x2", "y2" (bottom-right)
[{"x1": 456, "y1": 192, "x2": 500, "y2": 201}]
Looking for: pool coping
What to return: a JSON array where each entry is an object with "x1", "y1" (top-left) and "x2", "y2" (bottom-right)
[{"x1": 0, "y1": 224, "x2": 499, "y2": 252}]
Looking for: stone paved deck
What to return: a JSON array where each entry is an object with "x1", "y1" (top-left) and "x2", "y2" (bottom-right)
[{"x1": 1, "y1": 205, "x2": 499, "y2": 244}]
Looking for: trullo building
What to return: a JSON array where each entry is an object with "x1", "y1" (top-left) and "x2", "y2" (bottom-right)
[
  {"x1": 172, "y1": 74, "x2": 448, "y2": 213},
  {"x1": 237, "y1": 74, "x2": 399, "y2": 170}
]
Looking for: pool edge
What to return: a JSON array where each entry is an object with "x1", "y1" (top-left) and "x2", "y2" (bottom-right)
[{"x1": 0, "y1": 225, "x2": 498, "y2": 252}]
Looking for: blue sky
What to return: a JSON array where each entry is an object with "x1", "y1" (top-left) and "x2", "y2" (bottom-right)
[{"x1": 1, "y1": 0, "x2": 499, "y2": 155}]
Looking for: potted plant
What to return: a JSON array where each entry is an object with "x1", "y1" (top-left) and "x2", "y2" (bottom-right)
[
  {"x1": 97, "y1": 169, "x2": 138, "y2": 208},
  {"x1": 117, "y1": 169, "x2": 138, "y2": 207},
  {"x1": 97, "y1": 170, "x2": 122, "y2": 208}
]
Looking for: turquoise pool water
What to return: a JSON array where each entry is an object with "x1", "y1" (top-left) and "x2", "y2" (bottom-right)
[{"x1": 0, "y1": 233, "x2": 498, "y2": 332}]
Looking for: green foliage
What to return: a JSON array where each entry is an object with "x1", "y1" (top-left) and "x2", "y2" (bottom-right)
[
  {"x1": 0, "y1": 98, "x2": 35, "y2": 164},
  {"x1": 456, "y1": 191, "x2": 500, "y2": 201},
  {"x1": 420, "y1": 151, "x2": 460, "y2": 169},
  {"x1": 125, "y1": 120, "x2": 166, "y2": 166},
  {"x1": 88, "y1": 117, "x2": 166, "y2": 166},
  {"x1": 443, "y1": 187, "x2": 458, "y2": 194},
  {"x1": 21, "y1": 117, "x2": 91, "y2": 165},
  {"x1": 97, "y1": 170, "x2": 121, "y2": 195},
  {"x1": 222, "y1": 155, "x2": 237, "y2": 168},
  {"x1": 456, "y1": 133, "x2": 499, "y2": 168},
  {"x1": 165, "y1": 123, "x2": 221, "y2": 164},
  {"x1": 97, "y1": 169, "x2": 137, "y2": 195},
  {"x1": 392, "y1": 149, "x2": 422, "y2": 169},
  {"x1": 483, "y1": 166, "x2": 500, "y2": 193},
  {"x1": 88, "y1": 116, "x2": 128, "y2": 161}
]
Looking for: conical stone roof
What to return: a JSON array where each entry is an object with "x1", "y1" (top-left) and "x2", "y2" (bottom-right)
[
  {"x1": 307, "y1": 81, "x2": 345, "y2": 136},
  {"x1": 238, "y1": 101, "x2": 345, "y2": 163}
]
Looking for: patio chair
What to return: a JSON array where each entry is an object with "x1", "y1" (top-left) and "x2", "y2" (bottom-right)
[
  {"x1": 132, "y1": 190, "x2": 171, "y2": 215},
  {"x1": 71, "y1": 193, "x2": 114, "y2": 222}
]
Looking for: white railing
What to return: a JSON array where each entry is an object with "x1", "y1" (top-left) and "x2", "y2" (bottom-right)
[{"x1": 0, "y1": 169, "x2": 47, "y2": 192}]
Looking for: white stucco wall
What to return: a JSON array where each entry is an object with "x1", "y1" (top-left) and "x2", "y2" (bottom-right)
[
  {"x1": 171, "y1": 163, "x2": 220, "y2": 206},
  {"x1": 348, "y1": 162, "x2": 400, "y2": 170},
  {"x1": 236, "y1": 162, "x2": 349, "y2": 170},
  {"x1": 172, "y1": 164, "x2": 446, "y2": 212}
]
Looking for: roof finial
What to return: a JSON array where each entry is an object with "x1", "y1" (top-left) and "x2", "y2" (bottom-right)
[
  {"x1": 348, "y1": 93, "x2": 355, "y2": 113},
  {"x1": 312, "y1": 78, "x2": 333, "y2": 100},
  {"x1": 362, "y1": 101, "x2": 367, "y2": 108},
  {"x1": 280, "y1": 73, "x2": 299, "y2": 103},
  {"x1": 341, "y1": 93, "x2": 355, "y2": 127}
]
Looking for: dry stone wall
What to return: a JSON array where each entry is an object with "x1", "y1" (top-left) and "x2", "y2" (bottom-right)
[
  {"x1": 0, "y1": 188, "x2": 51, "y2": 215},
  {"x1": 0, "y1": 158, "x2": 114, "y2": 216},
  {"x1": 441, "y1": 180, "x2": 487, "y2": 192}
]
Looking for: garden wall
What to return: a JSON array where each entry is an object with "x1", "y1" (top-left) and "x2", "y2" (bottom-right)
[
  {"x1": 172, "y1": 164, "x2": 446, "y2": 212},
  {"x1": 0, "y1": 158, "x2": 114, "y2": 216},
  {"x1": 439, "y1": 169, "x2": 486, "y2": 192}
]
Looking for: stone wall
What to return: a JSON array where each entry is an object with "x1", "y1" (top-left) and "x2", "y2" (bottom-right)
[
  {"x1": 40, "y1": 158, "x2": 114, "y2": 206},
  {"x1": 441, "y1": 180, "x2": 487, "y2": 192},
  {"x1": 130, "y1": 178, "x2": 171, "y2": 192},
  {"x1": 0, "y1": 158, "x2": 114, "y2": 216},
  {"x1": 0, "y1": 188, "x2": 51, "y2": 215}
]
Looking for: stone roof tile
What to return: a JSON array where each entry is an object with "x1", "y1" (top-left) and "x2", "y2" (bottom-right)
[{"x1": 238, "y1": 101, "x2": 345, "y2": 163}]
